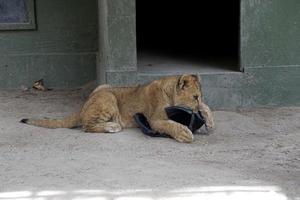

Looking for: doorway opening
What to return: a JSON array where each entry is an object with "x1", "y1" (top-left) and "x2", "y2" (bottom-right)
[{"x1": 136, "y1": 1, "x2": 240, "y2": 74}]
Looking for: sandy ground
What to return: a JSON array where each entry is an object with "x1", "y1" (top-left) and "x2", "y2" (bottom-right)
[{"x1": 0, "y1": 89, "x2": 299, "y2": 200}]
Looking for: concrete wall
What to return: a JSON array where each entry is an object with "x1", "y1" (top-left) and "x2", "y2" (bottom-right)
[
  {"x1": 0, "y1": 0, "x2": 98, "y2": 88},
  {"x1": 1, "y1": 0, "x2": 299, "y2": 108}
]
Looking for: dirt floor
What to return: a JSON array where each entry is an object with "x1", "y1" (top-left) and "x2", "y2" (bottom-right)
[{"x1": 0, "y1": 89, "x2": 299, "y2": 200}]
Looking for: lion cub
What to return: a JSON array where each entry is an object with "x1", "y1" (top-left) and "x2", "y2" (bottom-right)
[{"x1": 21, "y1": 74, "x2": 214, "y2": 143}]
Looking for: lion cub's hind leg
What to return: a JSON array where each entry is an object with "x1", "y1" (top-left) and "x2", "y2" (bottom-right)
[
  {"x1": 85, "y1": 122, "x2": 122, "y2": 133},
  {"x1": 81, "y1": 92, "x2": 122, "y2": 133}
]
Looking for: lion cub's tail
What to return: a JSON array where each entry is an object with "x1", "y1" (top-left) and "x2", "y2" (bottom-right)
[{"x1": 20, "y1": 113, "x2": 81, "y2": 129}]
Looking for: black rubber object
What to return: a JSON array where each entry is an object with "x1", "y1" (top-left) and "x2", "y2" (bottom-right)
[
  {"x1": 134, "y1": 106, "x2": 206, "y2": 137},
  {"x1": 165, "y1": 106, "x2": 206, "y2": 133},
  {"x1": 133, "y1": 113, "x2": 170, "y2": 138}
]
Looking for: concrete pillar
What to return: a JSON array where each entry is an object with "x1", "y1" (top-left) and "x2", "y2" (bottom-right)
[{"x1": 98, "y1": 0, "x2": 137, "y2": 86}]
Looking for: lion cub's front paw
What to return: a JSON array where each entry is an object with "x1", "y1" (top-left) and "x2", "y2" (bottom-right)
[
  {"x1": 205, "y1": 116, "x2": 215, "y2": 132},
  {"x1": 174, "y1": 127, "x2": 194, "y2": 143},
  {"x1": 198, "y1": 102, "x2": 215, "y2": 133}
]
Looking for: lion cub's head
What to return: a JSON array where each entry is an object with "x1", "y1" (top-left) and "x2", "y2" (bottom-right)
[{"x1": 173, "y1": 74, "x2": 202, "y2": 112}]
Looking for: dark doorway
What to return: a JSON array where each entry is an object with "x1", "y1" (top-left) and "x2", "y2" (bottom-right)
[{"x1": 136, "y1": 1, "x2": 240, "y2": 74}]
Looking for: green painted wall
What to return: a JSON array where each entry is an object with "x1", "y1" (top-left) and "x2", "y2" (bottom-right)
[
  {"x1": 0, "y1": 0, "x2": 98, "y2": 88},
  {"x1": 1, "y1": 0, "x2": 299, "y2": 108},
  {"x1": 239, "y1": 0, "x2": 300, "y2": 108},
  {"x1": 241, "y1": 0, "x2": 300, "y2": 68}
]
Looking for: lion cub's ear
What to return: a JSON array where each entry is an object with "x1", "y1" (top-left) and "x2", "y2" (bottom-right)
[
  {"x1": 192, "y1": 74, "x2": 201, "y2": 83},
  {"x1": 178, "y1": 74, "x2": 198, "y2": 90}
]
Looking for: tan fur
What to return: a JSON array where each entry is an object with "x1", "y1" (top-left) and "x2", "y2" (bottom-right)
[{"x1": 23, "y1": 74, "x2": 214, "y2": 143}]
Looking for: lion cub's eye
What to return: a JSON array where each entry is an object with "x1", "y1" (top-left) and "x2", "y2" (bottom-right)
[{"x1": 193, "y1": 95, "x2": 199, "y2": 100}]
